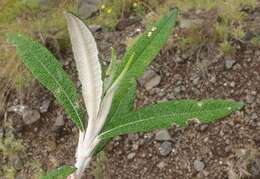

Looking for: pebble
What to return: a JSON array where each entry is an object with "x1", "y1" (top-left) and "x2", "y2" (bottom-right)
[
  {"x1": 251, "y1": 113, "x2": 258, "y2": 120},
  {"x1": 159, "y1": 141, "x2": 172, "y2": 156},
  {"x1": 199, "y1": 124, "x2": 208, "y2": 132},
  {"x1": 224, "y1": 145, "x2": 232, "y2": 153},
  {"x1": 209, "y1": 76, "x2": 216, "y2": 83},
  {"x1": 224, "y1": 58, "x2": 236, "y2": 70},
  {"x1": 157, "y1": 161, "x2": 166, "y2": 169},
  {"x1": 174, "y1": 56, "x2": 184, "y2": 63},
  {"x1": 127, "y1": 152, "x2": 136, "y2": 160},
  {"x1": 52, "y1": 111, "x2": 65, "y2": 132},
  {"x1": 138, "y1": 70, "x2": 155, "y2": 86},
  {"x1": 10, "y1": 156, "x2": 23, "y2": 170},
  {"x1": 78, "y1": 0, "x2": 99, "y2": 18},
  {"x1": 22, "y1": 109, "x2": 41, "y2": 125},
  {"x1": 138, "y1": 70, "x2": 161, "y2": 90},
  {"x1": 155, "y1": 129, "x2": 172, "y2": 141},
  {"x1": 89, "y1": 24, "x2": 101, "y2": 32},
  {"x1": 8, "y1": 105, "x2": 28, "y2": 115},
  {"x1": 194, "y1": 159, "x2": 205, "y2": 171},
  {"x1": 230, "y1": 81, "x2": 235, "y2": 87},
  {"x1": 173, "y1": 86, "x2": 181, "y2": 94},
  {"x1": 145, "y1": 75, "x2": 161, "y2": 90},
  {"x1": 192, "y1": 77, "x2": 200, "y2": 85},
  {"x1": 39, "y1": 99, "x2": 51, "y2": 113}
]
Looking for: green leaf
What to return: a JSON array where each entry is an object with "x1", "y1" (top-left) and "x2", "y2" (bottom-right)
[
  {"x1": 99, "y1": 100, "x2": 243, "y2": 139},
  {"x1": 115, "y1": 8, "x2": 178, "y2": 80},
  {"x1": 6, "y1": 33, "x2": 85, "y2": 131},
  {"x1": 107, "y1": 8, "x2": 178, "y2": 124},
  {"x1": 41, "y1": 166, "x2": 76, "y2": 179},
  {"x1": 93, "y1": 79, "x2": 137, "y2": 155},
  {"x1": 94, "y1": 8, "x2": 178, "y2": 154},
  {"x1": 110, "y1": 79, "x2": 137, "y2": 117}
]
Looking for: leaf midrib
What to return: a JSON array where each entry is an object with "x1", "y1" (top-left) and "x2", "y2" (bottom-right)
[
  {"x1": 100, "y1": 106, "x2": 234, "y2": 138},
  {"x1": 33, "y1": 49, "x2": 84, "y2": 130},
  {"x1": 108, "y1": 11, "x2": 177, "y2": 124},
  {"x1": 126, "y1": 10, "x2": 176, "y2": 74}
]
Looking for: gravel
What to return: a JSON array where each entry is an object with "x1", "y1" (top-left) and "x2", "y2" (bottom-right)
[
  {"x1": 158, "y1": 141, "x2": 172, "y2": 156},
  {"x1": 155, "y1": 129, "x2": 172, "y2": 141},
  {"x1": 10, "y1": 156, "x2": 23, "y2": 170},
  {"x1": 224, "y1": 58, "x2": 236, "y2": 70},
  {"x1": 194, "y1": 159, "x2": 205, "y2": 171},
  {"x1": 127, "y1": 152, "x2": 136, "y2": 160},
  {"x1": 138, "y1": 69, "x2": 161, "y2": 90},
  {"x1": 52, "y1": 111, "x2": 65, "y2": 132},
  {"x1": 156, "y1": 161, "x2": 166, "y2": 169},
  {"x1": 22, "y1": 109, "x2": 41, "y2": 125},
  {"x1": 39, "y1": 99, "x2": 51, "y2": 113},
  {"x1": 174, "y1": 56, "x2": 184, "y2": 63},
  {"x1": 251, "y1": 113, "x2": 258, "y2": 120},
  {"x1": 78, "y1": 0, "x2": 99, "y2": 18}
]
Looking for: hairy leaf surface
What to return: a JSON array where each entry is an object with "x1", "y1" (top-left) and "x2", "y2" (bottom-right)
[
  {"x1": 41, "y1": 166, "x2": 76, "y2": 179},
  {"x1": 94, "y1": 79, "x2": 137, "y2": 155},
  {"x1": 99, "y1": 100, "x2": 243, "y2": 139},
  {"x1": 6, "y1": 33, "x2": 84, "y2": 130},
  {"x1": 65, "y1": 12, "x2": 103, "y2": 124}
]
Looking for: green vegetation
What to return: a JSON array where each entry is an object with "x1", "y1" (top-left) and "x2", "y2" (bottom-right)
[
  {"x1": 89, "y1": 0, "x2": 134, "y2": 30},
  {"x1": 41, "y1": 166, "x2": 76, "y2": 179},
  {"x1": 1, "y1": 0, "x2": 257, "y2": 92},
  {"x1": 143, "y1": 0, "x2": 256, "y2": 52},
  {"x1": 90, "y1": 151, "x2": 108, "y2": 179},
  {"x1": 6, "y1": 8, "x2": 243, "y2": 178},
  {"x1": 0, "y1": 0, "x2": 77, "y2": 90},
  {"x1": 0, "y1": 117, "x2": 26, "y2": 178},
  {"x1": 6, "y1": 33, "x2": 85, "y2": 130}
]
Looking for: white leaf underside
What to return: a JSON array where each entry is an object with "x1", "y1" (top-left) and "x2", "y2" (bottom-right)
[{"x1": 65, "y1": 12, "x2": 103, "y2": 123}]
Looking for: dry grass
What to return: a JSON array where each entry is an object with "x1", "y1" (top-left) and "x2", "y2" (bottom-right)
[
  {"x1": 141, "y1": 0, "x2": 257, "y2": 52},
  {"x1": 0, "y1": 0, "x2": 77, "y2": 92}
]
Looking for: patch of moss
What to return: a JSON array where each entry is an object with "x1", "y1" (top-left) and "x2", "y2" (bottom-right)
[
  {"x1": 90, "y1": 151, "x2": 108, "y2": 179},
  {"x1": 0, "y1": 117, "x2": 26, "y2": 178},
  {"x1": 2, "y1": 166, "x2": 16, "y2": 179}
]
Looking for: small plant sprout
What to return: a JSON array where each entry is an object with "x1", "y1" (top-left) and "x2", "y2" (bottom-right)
[{"x1": 6, "y1": 8, "x2": 243, "y2": 178}]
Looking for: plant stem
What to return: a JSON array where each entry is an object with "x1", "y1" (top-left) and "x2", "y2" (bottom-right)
[{"x1": 73, "y1": 136, "x2": 100, "y2": 178}]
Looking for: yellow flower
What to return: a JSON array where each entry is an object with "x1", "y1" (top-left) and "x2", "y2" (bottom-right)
[
  {"x1": 106, "y1": 7, "x2": 112, "y2": 14},
  {"x1": 133, "y1": 2, "x2": 138, "y2": 7},
  {"x1": 101, "y1": 4, "x2": 106, "y2": 10}
]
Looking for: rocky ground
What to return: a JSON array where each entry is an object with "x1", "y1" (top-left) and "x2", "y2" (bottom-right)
[{"x1": 1, "y1": 1, "x2": 260, "y2": 179}]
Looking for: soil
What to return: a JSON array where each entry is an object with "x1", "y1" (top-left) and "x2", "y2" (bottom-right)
[{"x1": 1, "y1": 4, "x2": 260, "y2": 179}]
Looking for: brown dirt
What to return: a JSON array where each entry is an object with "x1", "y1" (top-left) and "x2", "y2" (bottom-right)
[{"x1": 1, "y1": 4, "x2": 260, "y2": 179}]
